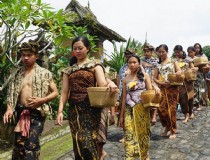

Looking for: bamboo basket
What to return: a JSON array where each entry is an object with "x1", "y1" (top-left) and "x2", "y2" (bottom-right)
[
  {"x1": 141, "y1": 90, "x2": 161, "y2": 108},
  {"x1": 202, "y1": 66, "x2": 210, "y2": 74},
  {"x1": 167, "y1": 73, "x2": 185, "y2": 85},
  {"x1": 87, "y1": 87, "x2": 119, "y2": 108},
  {"x1": 184, "y1": 69, "x2": 197, "y2": 81},
  {"x1": 193, "y1": 57, "x2": 208, "y2": 67}
]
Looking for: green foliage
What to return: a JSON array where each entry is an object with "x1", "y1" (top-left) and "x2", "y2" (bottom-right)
[
  {"x1": 203, "y1": 45, "x2": 210, "y2": 60},
  {"x1": 0, "y1": 0, "x2": 98, "y2": 118},
  {"x1": 104, "y1": 37, "x2": 143, "y2": 73},
  {"x1": 125, "y1": 38, "x2": 144, "y2": 56}
]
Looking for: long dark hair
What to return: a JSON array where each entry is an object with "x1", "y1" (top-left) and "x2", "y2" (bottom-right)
[
  {"x1": 127, "y1": 55, "x2": 144, "y2": 81},
  {"x1": 173, "y1": 45, "x2": 186, "y2": 59},
  {"x1": 194, "y1": 43, "x2": 203, "y2": 55},
  {"x1": 157, "y1": 44, "x2": 168, "y2": 63},
  {"x1": 70, "y1": 36, "x2": 91, "y2": 66}
]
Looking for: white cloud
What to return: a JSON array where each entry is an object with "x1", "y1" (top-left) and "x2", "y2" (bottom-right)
[{"x1": 42, "y1": 0, "x2": 210, "y2": 54}]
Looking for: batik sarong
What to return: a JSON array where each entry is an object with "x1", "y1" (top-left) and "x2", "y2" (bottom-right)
[
  {"x1": 12, "y1": 105, "x2": 45, "y2": 160},
  {"x1": 179, "y1": 80, "x2": 194, "y2": 115},
  {"x1": 124, "y1": 103, "x2": 150, "y2": 160},
  {"x1": 158, "y1": 86, "x2": 179, "y2": 133}
]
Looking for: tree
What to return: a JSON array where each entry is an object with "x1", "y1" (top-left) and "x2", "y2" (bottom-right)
[
  {"x1": 203, "y1": 45, "x2": 210, "y2": 60},
  {"x1": 104, "y1": 37, "x2": 143, "y2": 73},
  {"x1": 0, "y1": 0, "x2": 97, "y2": 116}
]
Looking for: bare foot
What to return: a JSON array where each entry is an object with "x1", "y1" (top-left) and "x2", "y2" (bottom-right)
[
  {"x1": 189, "y1": 113, "x2": 194, "y2": 119},
  {"x1": 119, "y1": 137, "x2": 124, "y2": 143},
  {"x1": 182, "y1": 119, "x2": 188, "y2": 124},
  {"x1": 161, "y1": 128, "x2": 169, "y2": 137},
  {"x1": 196, "y1": 107, "x2": 202, "y2": 111},
  {"x1": 169, "y1": 134, "x2": 176, "y2": 139},
  {"x1": 182, "y1": 114, "x2": 189, "y2": 124}
]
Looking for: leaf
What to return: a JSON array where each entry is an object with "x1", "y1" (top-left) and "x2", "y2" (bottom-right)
[
  {"x1": 25, "y1": 20, "x2": 30, "y2": 29},
  {"x1": 42, "y1": 10, "x2": 47, "y2": 18},
  {"x1": 37, "y1": 0, "x2": 41, "y2": 6}
]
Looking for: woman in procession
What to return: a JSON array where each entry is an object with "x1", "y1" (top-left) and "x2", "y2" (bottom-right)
[
  {"x1": 192, "y1": 43, "x2": 209, "y2": 110},
  {"x1": 141, "y1": 43, "x2": 159, "y2": 125},
  {"x1": 173, "y1": 45, "x2": 198, "y2": 123},
  {"x1": 154, "y1": 44, "x2": 182, "y2": 139},
  {"x1": 56, "y1": 36, "x2": 118, "y2": 160},
  {"x1": 118, "y1": 54, "x2": 159, "y2": 160}
]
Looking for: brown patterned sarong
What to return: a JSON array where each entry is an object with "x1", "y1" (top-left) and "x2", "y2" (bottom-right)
[
  {"x1": 179, "y1": 80, "x2": 194, "y2": 115},
  {"x1": 96, "y1": 108, "x2": 108, "y2": 144},
  {"x1": 158, "y1": 86, "x2": 179, "y2": 133},
  {"x1": 68, "y1": 102, "x2": 101, "y2": 160},
  {"x1": 124, "y1": 103, "x2": 150, "y2": 160}
]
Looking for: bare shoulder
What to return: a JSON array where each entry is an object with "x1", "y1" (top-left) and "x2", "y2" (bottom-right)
[{"x1": 122, "y1": 75, "x2": 129, "y2": 84}]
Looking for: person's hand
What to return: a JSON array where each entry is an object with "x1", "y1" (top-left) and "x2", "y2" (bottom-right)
[
  {"x1": 27, "y1": 97, "x2": 44, "y2": 109},
  {"x1": 175, "y1": 70, "x2": 182, "y2": 76},
  {"x1": 3, "y1": 109, "x2": 13, "y2": 124},
  {"x1": 56, "y1": 112, "x2": 63, "y2": 126},
  {"x1": 154, "y1": 88, "x2": 161, "y2": 95},
  {"x1": 107, "y1": 82, "x2": 118, "y2": 97}
]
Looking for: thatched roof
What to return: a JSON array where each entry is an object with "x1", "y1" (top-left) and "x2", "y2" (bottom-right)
[{"x1": 64, "y1": 0, "x2": 126, "y2": 42}]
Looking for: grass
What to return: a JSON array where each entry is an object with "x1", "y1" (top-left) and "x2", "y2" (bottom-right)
[{"x1": 40, "y1": 133, "x2": 73, "y2": 160}]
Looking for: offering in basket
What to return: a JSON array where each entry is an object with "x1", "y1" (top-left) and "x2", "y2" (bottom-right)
[
  {"x1": 202, "y1": 66, "x2": 210, "y2": 74},
  {"x1": 87, "y1": 87, "x2": 119, "y2": 108},
  {"x1": 184, "y1": 69, "x2": 197, "y2": 81},
  {"x1": 167, "y1": 73, "x2": 185, "y2": 85},
  {"x1": 193, "y1": 57, "x2": 208, "y2": 67},
  {"x1": 141, "y1": 90, "x2": 161, "y2": 108}
]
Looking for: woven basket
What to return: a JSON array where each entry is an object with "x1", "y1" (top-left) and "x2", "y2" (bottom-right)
[
  {"x1": 87, "y1": 87, "x2": 119, "y2": 108},
  {"x1": 141, "y1": 90, "x2": 161, "y2": 108},
  {"x1": 193, "y1": 57, "x2": 208, "y2": 67},
  {"x1": 184, "y1": 69, "x2": 197, "y2": 82},
  {"x1": 167, "y1": 73, "x2": 185, "y2": 85},
  {"x1": 202, "y1": 66, "x2": 210, "y2": 74}
]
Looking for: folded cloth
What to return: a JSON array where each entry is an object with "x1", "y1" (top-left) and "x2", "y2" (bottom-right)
[{"x1": 14, "y1": 109, "x2": 30, "y2": 137}]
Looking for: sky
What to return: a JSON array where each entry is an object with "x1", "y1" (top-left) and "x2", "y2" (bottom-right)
[{"x1": 42, "y1": 0, "x2": 210, "y2": 55}]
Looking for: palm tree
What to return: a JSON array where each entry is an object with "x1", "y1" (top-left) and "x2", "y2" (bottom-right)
[{"x1": 104, "y1": 37, "x2": 143, "y2": 73}]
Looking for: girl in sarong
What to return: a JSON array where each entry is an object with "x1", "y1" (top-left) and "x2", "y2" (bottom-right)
[
  {"x1": 190, "y1": 44, "x2": 209, "y2": 110},
  {"x1": 173, "y1": 45, "x2": 198, "y2": 123},
  {"x1": 118, "y1": 54, "x2": 159, "y2": 160},
  {"x1": 154, "y1": 44, "x2": 182, "y2": 139},
  {"x1": 142, "y1": 43, "x2": 159, "y2": 125},
  {"x1": 56, "y1": 36, "x2": 118, "y2": 160}
]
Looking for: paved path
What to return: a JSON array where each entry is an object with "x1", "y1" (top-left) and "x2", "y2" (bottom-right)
[{"x1": 58, "y1": 106, "x2": 210, "y2": 160}]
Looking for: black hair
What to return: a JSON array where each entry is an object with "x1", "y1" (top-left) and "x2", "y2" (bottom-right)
[
  {"x1": 187, "y1": 46, "x2": 195, "y2": 52},
  {"x1": 173, "y1": 45, "x2": 183, "y2": 52},
  {"x1": 173, "y1": 45, "x2": 186, "y2": 59},
  {"x1": 158, "y1": 44, "x2": 168, "y2": 63},
  {"x1": 194, "y1": 43, "x2": 203, "y2": 55},
  {"x1": 127, "y1": 54, "x2": 144, "y2": 81},
  {"x1": 155, "y1": 46, "x2": 159, "y2": 52},
  {"x1": 158, "y1": 44, "x2": 168, "y2": 52},
  {"x1": 70, "y1": 36, "x2": 91, "y2": 66}
]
